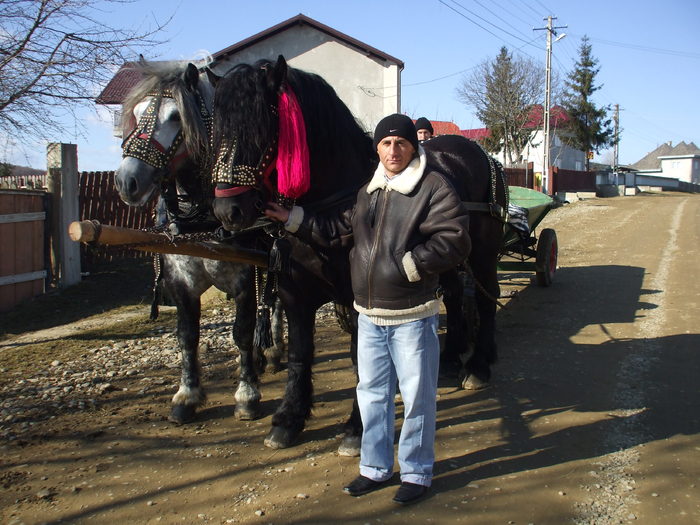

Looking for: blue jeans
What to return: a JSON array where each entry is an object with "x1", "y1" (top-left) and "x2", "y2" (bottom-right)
[{"x1": 356, "y1": 313, "x2": 440, "y2": 487}]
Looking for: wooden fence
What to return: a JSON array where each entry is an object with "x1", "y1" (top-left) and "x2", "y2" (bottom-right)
[
  {"x1": 551, "y1": 166, "x2": 596, "y2": 193},
  {"x1": 78, "y1": 171, "x2": 156, "y2": 268},
  {"x1": 0, "y1": 190, "x2": 48, "y2": 312},
  {"x1": 503, "y1": 164, "x2": 596, "y2": 193}
]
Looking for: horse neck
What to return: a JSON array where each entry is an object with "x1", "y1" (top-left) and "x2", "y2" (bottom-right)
[{"x1": 289, "y1": 75, "x2": 374, "y2": 204}]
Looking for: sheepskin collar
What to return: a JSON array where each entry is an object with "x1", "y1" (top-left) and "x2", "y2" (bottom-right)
[{"x1": 367, "y1": 146, "x2": 427, "y2": 195}]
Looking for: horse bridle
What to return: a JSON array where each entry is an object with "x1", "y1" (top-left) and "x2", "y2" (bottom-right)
[
  {"x1": 121, "y1": 89, "x2": 187, "y2": 177},
  {"x1": 212, "y1": 137, "x2": 277, "y2": 196}
]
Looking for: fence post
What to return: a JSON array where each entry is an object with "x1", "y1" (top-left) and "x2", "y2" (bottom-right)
[{"x1": 47, "y1": 143, "x2": 81, "y2": 288}]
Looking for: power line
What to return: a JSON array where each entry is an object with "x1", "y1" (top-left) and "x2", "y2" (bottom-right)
[
  {"x1": 569, "y1": 32, "x2": 700, "y2": 59},
  {"x1": 471, "y1": 0, "x2": 532, "y2": 41},
  {"x1": 438, "y1": 0, "x2": 538, "y2": 58},
  {"x1": 533, "y1": 0, "x2": 554, "y2": 16}
]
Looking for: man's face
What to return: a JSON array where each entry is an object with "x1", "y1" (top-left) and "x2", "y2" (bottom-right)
[
  {"x1": 417, "y1": 129, "x2": 432, "y2": 141},
  {"x1": 377, "y1": 136, "x2": 416, "y2": 177}
]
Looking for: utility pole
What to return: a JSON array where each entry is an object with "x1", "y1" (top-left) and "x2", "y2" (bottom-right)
[
  {"x1": 613, "y1": 103, "x2": 620, "y2": 189},
  {"x1": 535, "y1": 16, "x2": 567, "y2": 194},
  {"x1": 613, "y1": 104, "x2": 620, "y2": 170}
]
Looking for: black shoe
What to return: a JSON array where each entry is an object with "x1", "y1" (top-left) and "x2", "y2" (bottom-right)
[
  {"x1": 343, "y1": 475, "x2": 386, "y2": 497},
  {"x1": 392, "y1": 482, "x2": 429, "y2": 505}
]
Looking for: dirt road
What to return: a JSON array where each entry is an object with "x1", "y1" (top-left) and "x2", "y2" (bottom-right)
[{"x1": 1, "y1": 192, "x2": 698, "y2": 524}]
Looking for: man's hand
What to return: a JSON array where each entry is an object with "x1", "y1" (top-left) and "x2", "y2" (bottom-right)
[{"x1": 264, "y1": 202, "x2": 290, "y2": 223}]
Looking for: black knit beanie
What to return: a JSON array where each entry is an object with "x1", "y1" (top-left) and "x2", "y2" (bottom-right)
[
  {"x1": 373, "y1": 113, "x2": 419, "y2": 152},
  {"x1": 414, "y1": 117, "x2": 434, "y2": 134}
]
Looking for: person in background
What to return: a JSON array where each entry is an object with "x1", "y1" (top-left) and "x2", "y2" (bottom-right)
[
  {"x1": 414, "y1": 116, "x2": 434, "y2": 142},
  {"x1": 265, "y1": 113, "x2": 471, "y2": 506}
]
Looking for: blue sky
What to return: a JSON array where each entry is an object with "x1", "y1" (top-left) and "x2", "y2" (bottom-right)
[{"x1": 5, "y1": 0, "x2": 699, "y2": 171}]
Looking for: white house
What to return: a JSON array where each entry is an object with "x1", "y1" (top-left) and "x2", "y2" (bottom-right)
[
  {"x1": 631, "y1": 141, "x2": 700, "y2": 184},
  {"x1": 97, "y1": 14, "x2": 403, "y2": 136},
  {"x1": 461, "y1": 105, "x2": 586, "y2": 171}
]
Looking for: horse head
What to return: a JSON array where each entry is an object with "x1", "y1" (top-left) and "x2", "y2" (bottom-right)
[
  {"x1": 210, "y1": 55, "x2": 376, "y2": 232},
  {"x1": 210, "y1": 56, "x2": 289, "y2": 231},
  {"x1": 116, "y1": 60, "x2": 217, "y2": 206}
]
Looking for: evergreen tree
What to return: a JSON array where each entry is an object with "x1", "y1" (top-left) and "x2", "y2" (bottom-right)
[{"x1": 563, "y1": 36, "x2": 615, "y2": 171}]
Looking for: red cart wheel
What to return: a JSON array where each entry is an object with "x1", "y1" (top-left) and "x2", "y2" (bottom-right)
[{"x1": 535, "y1": 228, "x2": 557, "y2": 286}]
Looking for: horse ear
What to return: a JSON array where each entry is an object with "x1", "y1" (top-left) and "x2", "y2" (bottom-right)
[
  {"x1": 267, "y1": 55, "x2": 288, "y2": 93},
  {"x1": 205, "y1": 67, "x2": 221, "y2": 87},
  {"x1": 183, "y1": 63, "x2": 199, "y2": 91}
]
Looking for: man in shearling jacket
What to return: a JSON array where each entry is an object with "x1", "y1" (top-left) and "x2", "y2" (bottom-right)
[{"x1": 265, "y1": 113, "x2": 471, "y2": 505}]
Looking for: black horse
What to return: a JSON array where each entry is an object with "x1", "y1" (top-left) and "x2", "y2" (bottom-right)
[
  {"x1": 210, "y1": 56, "x2": 506, "y2": 450},
  {"x1": 115, "y1": 59, "x2": 284, "y2": 424}
]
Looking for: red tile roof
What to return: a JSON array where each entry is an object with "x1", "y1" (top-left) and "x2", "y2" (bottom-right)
[
  {"x1": 524, "y1": 104, "x2": 570, "y2": 128},
  {"x1": 96, "y1": 62, "x2": 143, "y2": 105},
  {"x1": 461, "y1": 128, "x2": 490, "y2": 140},
  {"x1": 459, "y1": 106, "x2": 571, "y2": 140},
  {"x1": 411, "y1": 119, "x2": 461, "y2": 136}
]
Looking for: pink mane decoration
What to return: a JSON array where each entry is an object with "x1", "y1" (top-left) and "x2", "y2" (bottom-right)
[{"x1": 276, "y1": 86, "x2": 310, "y2": 199}]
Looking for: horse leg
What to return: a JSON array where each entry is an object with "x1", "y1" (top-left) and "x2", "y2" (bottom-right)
[
  {"x1": 264, "y1": 302, "x2": 315, "y2": 449},
  {"x1": 264, "y1": 297, "x2": 286, "y2": 373},
  {"x1": 439, "y1": 269, "x2": 467, "y2": 378},
  {"x1": 170, "y1": 290, "x2": 206, "y2": 424},
  {"x1": 462, "y1": 251, "x2": 499, "y2": 390},
  {"x1": 231, "y1": 277, "x2": 263, "y2": 421},
  {"x1": 337, "y1": 307, "x2": 362, "y2": 457}
]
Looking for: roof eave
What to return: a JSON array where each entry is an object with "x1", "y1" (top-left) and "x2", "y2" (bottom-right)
[{"x1": 213, "y1": 14, "x2": 404, "y2": 68}]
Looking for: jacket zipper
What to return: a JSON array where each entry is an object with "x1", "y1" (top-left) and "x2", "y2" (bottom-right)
[{"x1": 366, "y1": 191, "x2": 389, "y2": 309}]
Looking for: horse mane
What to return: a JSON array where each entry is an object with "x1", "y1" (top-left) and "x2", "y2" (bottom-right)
[
  {"x1": 212, "y1": 60, "x2": 278, "y2": 165},
  {"x1": 212, "y1": 59, "x2": 376, "y2": 200},
  {"x1": 121, "y1": 59, "x2": 212, "y2": 159},
  {"x1": 286, "y1": 67, "x2": 376, "y2": 198}
]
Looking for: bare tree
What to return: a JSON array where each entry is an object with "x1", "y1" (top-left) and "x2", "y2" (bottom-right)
[
  {"x1": 457, "y1": 47, "x2": 545, "y2": 167},
  {"x1": 0, "y1": 0, "x2": 169, "y2": 145}
]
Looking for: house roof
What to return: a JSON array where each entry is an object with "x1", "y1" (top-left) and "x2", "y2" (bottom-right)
[
  {"x1": 630, "y1": 141, "x2": 700, "y2": 170},
  {"x1": 412, "y1": 119, "x2": 461, "y2": 136},
  {"x1": 460, "y1": 128, "x2": 491, "y2": 141},
  {"x1": 458, "y1": 105, "x2": 571, "y2": 141},
  {"x1": 96, "y1": 14, "x2": 403, "y2": 106},
  {"x1": 523, "y1": 104, "x2": 570, "y2": 129},
  {"x1": 661, "y1": 141, "x2": 700, "y2": 157},
  {"x1": 96, "y1": 62, "x2": 143, "y2": 105},
  {"x1": 213, "y1": 14, "x2": 404, "y2": 67}
]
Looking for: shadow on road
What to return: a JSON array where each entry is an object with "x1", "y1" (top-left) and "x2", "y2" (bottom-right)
[{"x1": 434, "y1": 264, "x2": 700, "y2": 490}]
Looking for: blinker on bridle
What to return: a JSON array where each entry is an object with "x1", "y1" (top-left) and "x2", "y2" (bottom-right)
[{"x1": 122, "y1": 89, "x2": 186, "y2": 178}]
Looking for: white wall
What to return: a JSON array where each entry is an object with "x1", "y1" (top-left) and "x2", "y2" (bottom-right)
[
  {"x1": 500, "y1": 129, "x2": 586, "y2": 171},
  {"x1": 659, "y1": 156, "x2": 699, "y2": 183},
  {"x1": 213, "y1": 25, "x2": 401, "y2": 133}
]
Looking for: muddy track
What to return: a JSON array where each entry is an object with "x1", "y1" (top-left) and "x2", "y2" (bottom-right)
[{"x1": 1, "y1": 192, "x2": 698, "y2": 525}]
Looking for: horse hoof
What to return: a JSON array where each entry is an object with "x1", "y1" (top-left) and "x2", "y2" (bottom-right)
[
  {"x1": 461, "y1": 374, "x2": 490, "y2": 391},
  {"x1": 234, "y1": 403, "x2": 261, "y2": 421},
  {"x1": 264, "y1": 426, "x2": 298, "y2": 449},
  {"x1": 337, "y1": 435, "x2": 361, "y2": 457},
  {"x1": 169, "y1": 404, "x2": 197, "y2": 424}
]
